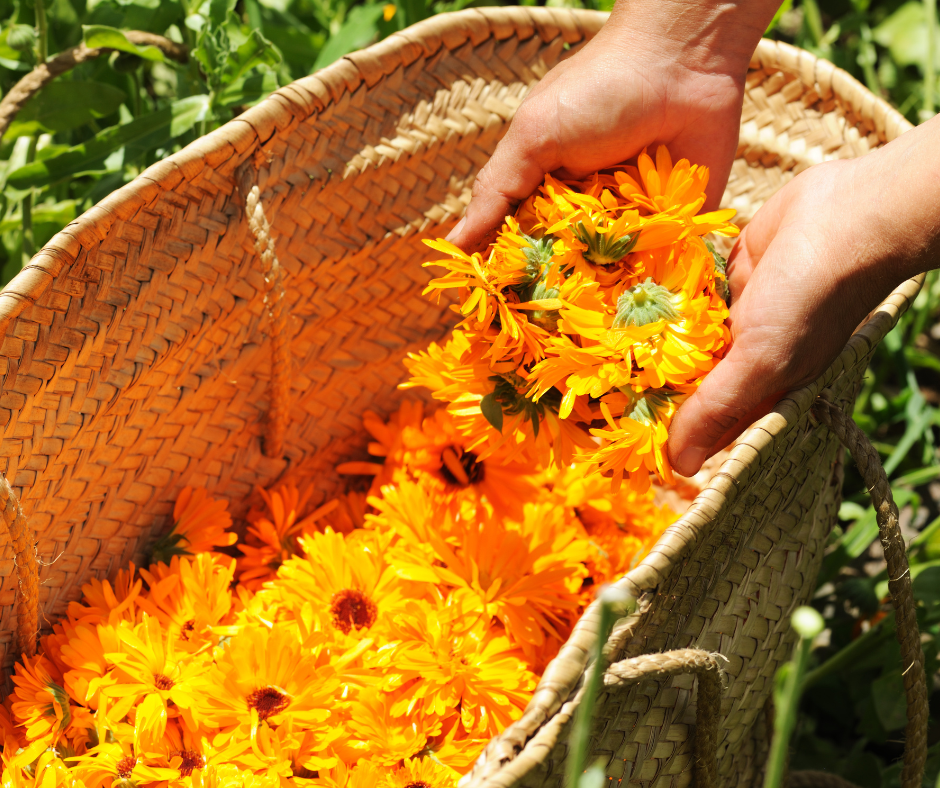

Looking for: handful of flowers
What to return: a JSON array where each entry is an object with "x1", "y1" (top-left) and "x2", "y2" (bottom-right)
[
  {"x1": 407, "y1": 147, "x2": 739, "y2": 492},
  {"x1": 0, "y1": 401, "x2": 677, "y2": 788}
]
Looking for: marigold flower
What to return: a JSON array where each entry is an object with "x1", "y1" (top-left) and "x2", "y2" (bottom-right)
[{"x1": 150, "y1": 487, "x2": 236, "y2": 565}]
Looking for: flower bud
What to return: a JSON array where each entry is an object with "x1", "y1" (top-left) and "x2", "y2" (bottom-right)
[{"x1": 7, "y1": 24, "x2": 36, "y2": 52}]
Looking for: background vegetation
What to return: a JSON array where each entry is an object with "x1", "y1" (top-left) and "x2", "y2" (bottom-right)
[{"x1": 1, "y1": 0, "x2": 939, "y2": 785}]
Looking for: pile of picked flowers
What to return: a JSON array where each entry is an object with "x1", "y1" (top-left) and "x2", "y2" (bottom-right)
[
  {"x1": 410, "y1": 146, "x2": 738, "y2": 491},
  {"x1": 0, "y1": 148, "x2": 735, "y2": 787}
]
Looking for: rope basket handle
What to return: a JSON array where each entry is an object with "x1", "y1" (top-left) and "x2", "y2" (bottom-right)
[
  {"x1": 601, "y1": 399, "x2": 927, "y2": 788},
  {"x1": 809, "y1": 398, "x2": 928, "y2": 788},
  {"x1": 240, "y1": 177, "x2": 292, "y2": 459},
  {"x1": 603, "y1": 648, "x2": 724, "y2": 788},
  {"x1": 1, "y1": 475, "x2": 38, "y2": 658}
]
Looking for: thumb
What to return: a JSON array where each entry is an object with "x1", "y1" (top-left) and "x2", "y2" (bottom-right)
[
  {"x1": 446, "y1": 110, "x2": 559, "y2": 253},
  {"x1": 667, "y1": 341, "x2": 784, "y2": 477}
]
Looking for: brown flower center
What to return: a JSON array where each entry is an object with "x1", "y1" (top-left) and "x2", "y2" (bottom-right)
[
  {"x1": 439, "y1": 447, "x2": 484, "y2": 488},
  {"x1": 246, "y1": 686, "x2": 290, "y2": 721},
  {"x1": 175, "y1": 750, "x2": 204, "y2": 777},
  {"x1": 180, "y1": 619, "x2": 196, "y2": 640},
  {"x1": 153, "y1": 673, "x2": 174, "y2": 691},
  {"x1": 330, "y1": 588, "x2": 377, "y2": 634},
  {"x1": 404, "y1": 783, "x2": 432, "y2": 788},
  {"x1": 116, "y1": 756, "x2": 137, "y2": 779}
]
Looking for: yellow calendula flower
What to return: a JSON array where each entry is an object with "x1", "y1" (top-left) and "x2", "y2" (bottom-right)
[
  {"x1": 69, "y1": 739, "x2": 179, "y2": 788},
  {"x1": 136, "y1": 553, "x2": 237, "y2": 651},
  {"x1": 262, "y1": 527, "x2": 428, "y2": 645},
  {"x1": 367, "y1": 593, "x2": 537, "y2": 738},
  {"x1": 384, "y1": 757, "x2": 458, "y2": 788},
  {"x1": 194, "y1": 622, "x2": 343, "y2": 747},
  {"x1": 97, "y1": 615, "x2": 208, "y2": 748}
]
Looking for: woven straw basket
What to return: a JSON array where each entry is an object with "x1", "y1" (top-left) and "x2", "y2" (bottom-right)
[{"x1": 0, "y1": 7, "x2": 927, "y2": 787}]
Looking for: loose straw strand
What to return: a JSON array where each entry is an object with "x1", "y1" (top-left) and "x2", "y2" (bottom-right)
[
  {"x1": 244, "y1": 183, "x2": 291, "y2": 459},
  {"x1": 0, "y1": 475, "x2": 38, "y2": 658},
  {"x1": 604, "y1": 648, "x2": 723, "y2": 788},
  {"x1": 812, "y1": 399, "x2": 928, "y2": 788}
]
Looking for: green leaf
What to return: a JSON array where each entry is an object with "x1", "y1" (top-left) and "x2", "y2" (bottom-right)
[
  {"x1": 216, "y1": 71, "x2": 279, "y2": 107},
  {"x1": 480, "y1": 393, "x2": 504, "y2": 433},
  {"x1": 7, "y1": 95, "x2": 209, "y2": 189},
  {"x1": 4, "y1": 81, "x2": 126, "y2": 139},
  {"x1": 209, "y1": 0, "x2": 237, "y2": 27},
  {"x1": 223, "y1": 28, "x2": 281, "y2": 84},
  {"x1": 911, "y1": 564, "x2": 940, "y2": 604},
  {"x1": 82, "y1": 25, "x2": 166, "y2": 61},
  {"x1": 871, "y1": 670, "x2": 907, "y2": 732},
  {"x1": 873, "y1": 2, "x2": 940, "y2": 69},
  {"x1": 0, "y1": 201, "x2": 79, "y2": 235},
  {"x1": 313, "y1": 4, "x2": 385, "y2": 70}
]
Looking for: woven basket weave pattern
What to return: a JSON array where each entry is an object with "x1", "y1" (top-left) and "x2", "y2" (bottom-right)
[{"x1": 0, "y1": 8, "x2": 919, "y2": 787}]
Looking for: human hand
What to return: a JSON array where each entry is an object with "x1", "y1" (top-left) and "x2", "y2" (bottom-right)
[
  {"x1": 667, "y1": 115, "x2": 940, "y2": 476},
  {"x1": 447, "y1": 0, "x2": 780, "y2": 253}
]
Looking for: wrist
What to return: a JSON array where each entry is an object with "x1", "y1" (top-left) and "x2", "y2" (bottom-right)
[
  {"x1": 850, "y1": 118, "x2": 940, "y2": 291},
  {"x1": 603, "y1": 0, "x2": 781, "y2": 79}
]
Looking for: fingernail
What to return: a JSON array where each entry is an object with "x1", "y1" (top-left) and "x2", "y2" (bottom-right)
[
  {"x1": 445, "y1": 217, "x2": 466, "y2": 243},
  {"x1": 674, "y1": 446, "x2": 709, "y2": 478}
]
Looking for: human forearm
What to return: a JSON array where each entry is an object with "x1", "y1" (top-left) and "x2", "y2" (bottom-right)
[
  {"x1": 603, "y1": 0, "x2": 783, "y2": 77},
  {"x1": 855, "y1": 113, "x2": 940, "y2": 292}
]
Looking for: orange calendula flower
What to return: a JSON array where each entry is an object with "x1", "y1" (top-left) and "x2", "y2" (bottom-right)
[
  {"x1": 236, "y1": 484, "x2": 339, "y2": 590},
  {"x1": 374, "y1": 481, "x2": 582, "y2": 654},
  {"x1": 10, "y1": 656, "x2": 75, "y2": 745},
  {"x1": 150, "y1": 487, "x2": 236, "y2": 565}
]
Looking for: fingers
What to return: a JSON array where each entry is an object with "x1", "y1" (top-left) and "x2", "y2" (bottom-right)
[
  {"x1": 446, "y1": 103, "x2": 560, "y2": 253},
  {"x1": 666, "y1": 340, "x2": 784, "y2": 477}
]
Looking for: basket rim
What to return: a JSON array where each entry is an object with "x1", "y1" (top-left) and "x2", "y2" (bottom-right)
[{"x1": 0, "y1": 6, "x2": 609, "y2": 337}]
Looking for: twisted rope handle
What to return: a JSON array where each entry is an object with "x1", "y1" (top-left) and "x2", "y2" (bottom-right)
[
  {"x1": 0, "y1": 475, "x2": 38, "y2": 658},
  {"x1": 243, "y1": 183, "x2": 291, "y2": 459},
  {"x1": 812, "y1": 398, "x2": 927, "y2": 788},
  {"x1": 603, "y1": 648, "x2": 723, "y2": 788}
]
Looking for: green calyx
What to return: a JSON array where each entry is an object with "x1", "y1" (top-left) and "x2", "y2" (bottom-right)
[
  {"x1": 480, "y1": 373, "x2": 561, "y2": 436},
  {"x1": 612, "y1": 278, "x2": 681, "y2": 329},
  {"x1": 524, "y1": 266, "x2": 561, "y2": 332},
  {"x1": 520, "y1": 234, "x2": 555, "y2": 281},
  {"x1": 574, "y1": 221, "x2": 638, "y2": 265},
  {"x1": 624, "y1": 388, "x2": 677, "y2": 426}
]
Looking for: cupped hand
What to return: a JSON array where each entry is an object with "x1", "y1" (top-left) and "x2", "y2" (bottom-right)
[
  {"x1": 446, "y1": 11, "x2": 754, "y2": 253},
  {"x1": 667, "y1": 147, "x2": 929, "y2": 477}
]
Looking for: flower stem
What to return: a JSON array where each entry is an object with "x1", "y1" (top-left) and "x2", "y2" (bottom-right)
[
  {"x1": 34, "y1": 0, "x2": 48, "y2": 63},
  {"x1": 565, "y1": 587, "x2": 635, "y2": 788},
  {"x1": 763, "y1": 608, "x2": 824, "y2": 788}
]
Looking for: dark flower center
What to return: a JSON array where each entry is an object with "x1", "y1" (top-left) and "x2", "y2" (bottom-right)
[
  {"x1": 180, "y1": 619, "x2": 196, "y2": 640},
  {"x1": 330, "y1": 588, "x2": 378, "y2": 634},
  {"x1": 439, "y1": 447, "x2": 484, "y2": 488},
  {"x1": 153, "y1": 673, "x2": 174, "y2": 691},
  {"x1": 246, "y1": 686, "x2": 290, "y2": 721},
  {"x1": 405, "y1": 782, "x2": 432, "y2": 788},
  {"x1": 176, "y1": 750, "x2": 204, "y2": 777},
  {"x1": 116, "y1": 756, "x2": 137, "y2": 779}
]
